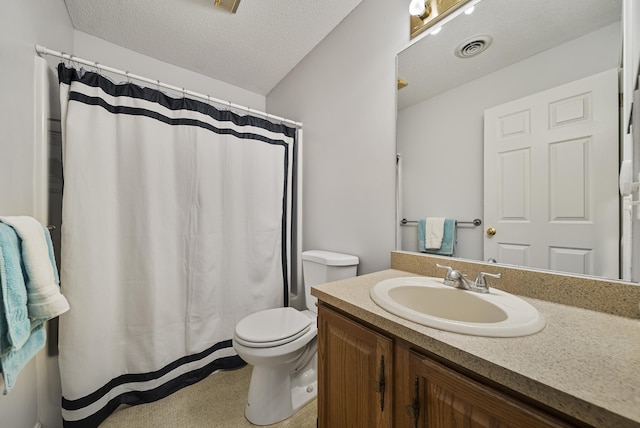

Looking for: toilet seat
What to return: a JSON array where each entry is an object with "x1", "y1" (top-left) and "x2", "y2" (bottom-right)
[{"x1": 234, "y1": 307, "x2": 312, "y2": 348}]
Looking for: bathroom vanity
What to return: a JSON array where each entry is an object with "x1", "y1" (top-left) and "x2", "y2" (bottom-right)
[{"x1": 312, "y1": 252, "x2": 640, "y2": 428}]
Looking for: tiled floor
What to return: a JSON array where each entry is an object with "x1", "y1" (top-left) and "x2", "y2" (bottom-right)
[{"x1": 99, "y1": 365, "x2": 317, "y2": 427}]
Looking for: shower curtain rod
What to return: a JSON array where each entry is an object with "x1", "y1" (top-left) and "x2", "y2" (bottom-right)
[{"x1": 35, "y1": 44, "x2": 303, "y2": 128}]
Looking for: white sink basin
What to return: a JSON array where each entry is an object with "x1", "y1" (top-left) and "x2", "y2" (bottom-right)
[{"x1": 370, "y1": 276, "x2": 545, "y2": 337}]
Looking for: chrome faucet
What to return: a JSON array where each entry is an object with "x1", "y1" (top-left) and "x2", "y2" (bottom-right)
[{"x1": 435, "y1": 263, "x2": 501, "y2": 294}]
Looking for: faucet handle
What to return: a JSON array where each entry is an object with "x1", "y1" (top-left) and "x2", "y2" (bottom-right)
[
  {"x1": 474, "y1": 272, "x2": 501, "y2": 288},
  {"x1": 435, "y1": 263, "x2": 454, "y2": 279},
  {"x1": 436, "y1": 263, "x2": 465, "y2": 288}
]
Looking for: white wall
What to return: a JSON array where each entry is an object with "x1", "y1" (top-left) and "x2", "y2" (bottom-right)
[
  {"x1": 266, "y1": 0, "x2": 408, "y2": 282},
  {"x1": 397, "y1": 23, "x2": 621, "y2": 261},
  {"x1": 0, "y1": 1, "x2": 73, "y2": 427},
  {"x1": 73, "y1": 32, "x2": 266, "y2": 112},
  {"x1": 0, "y1": 1, "x2": 73, "y2": 216}
]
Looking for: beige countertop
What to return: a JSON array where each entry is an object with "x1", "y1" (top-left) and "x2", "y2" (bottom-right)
[{"x1": 312, "y1": 269, "x2": 640, "y2": 428}]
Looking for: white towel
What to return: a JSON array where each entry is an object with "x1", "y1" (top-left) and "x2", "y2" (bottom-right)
[
  {"x1": 425, "y1": 217, "x2": 446, "y2": 249},
  {"x1": 0, "y1": 216, "x2": 69, "y2": 320}
]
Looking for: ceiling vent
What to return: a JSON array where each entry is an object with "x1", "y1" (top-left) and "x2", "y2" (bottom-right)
[{"x1": 454, "y1": 35, "x2": 493, "y2": 59}]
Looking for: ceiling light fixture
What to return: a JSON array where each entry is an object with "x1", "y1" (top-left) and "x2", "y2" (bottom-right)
[
  {"x1": 410, "y1": 0, "x2": 484, "y2": 39},
  {"x1": 409, "y1": 0, "x2": 431, "y2": 19},
  {"x1": 214, "y1": 0, "x2": 240, "y2": 14}
]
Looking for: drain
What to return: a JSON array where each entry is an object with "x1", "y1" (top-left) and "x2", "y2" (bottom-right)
[{"x1": 454, "y1": 35, "x2": 493, "y2": 58}]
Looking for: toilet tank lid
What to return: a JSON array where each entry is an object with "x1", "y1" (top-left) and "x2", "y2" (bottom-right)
[{"x1": 302, "y1": 250, "x2": 359, "y2": 266}]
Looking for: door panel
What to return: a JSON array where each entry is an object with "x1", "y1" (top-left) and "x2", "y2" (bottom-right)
[
  {"x1": 317, "y1": 305, "x2": 393, "y2": 428},
  {"x1": 407, "y1": 350, "x2": 572, "y2": 428},
  {"x1": 484, "y1": 69, "x2": 619, "y2": 277}
]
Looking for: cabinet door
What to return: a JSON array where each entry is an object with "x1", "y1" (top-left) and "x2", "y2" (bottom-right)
[
  {"x1": 317, "y1": 304, "x2": 393, "y2": 428},
  {"x1": 405, "y1": 350, "x2": 572, "y2": 428}
]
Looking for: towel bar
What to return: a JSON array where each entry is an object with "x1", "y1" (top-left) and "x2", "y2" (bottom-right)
[{"x1": 400, "y1": 218, "x2": 482, "y2": 227}]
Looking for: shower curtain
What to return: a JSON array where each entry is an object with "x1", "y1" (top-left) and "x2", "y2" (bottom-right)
[{"x1": 56, "y1": 64, "x2": 297, "y2": 427}]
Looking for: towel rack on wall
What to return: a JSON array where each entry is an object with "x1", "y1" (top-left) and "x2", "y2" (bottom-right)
[{"x1": 400, "y1": 218, "x2": 482, "y2": 227}]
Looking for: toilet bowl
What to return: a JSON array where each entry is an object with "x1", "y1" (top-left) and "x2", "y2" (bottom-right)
[{"x1": 232, "y1": 250, "x2": 359, "y2": 426}]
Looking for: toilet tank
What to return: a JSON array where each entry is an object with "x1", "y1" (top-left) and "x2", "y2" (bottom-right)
[{"x1": 302, "y1": 250, "x2": 359, "y2": 313}]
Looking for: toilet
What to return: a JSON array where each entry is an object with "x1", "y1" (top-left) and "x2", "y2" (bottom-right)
[{"x1": 232, "y1": 250, "x2": 359, "y2": 425}]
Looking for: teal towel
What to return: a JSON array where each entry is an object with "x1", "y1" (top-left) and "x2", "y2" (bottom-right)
[
  {"x1": 0, "y1": 217, "x2": 68, "y2": 320},
  {"x1": 0, "y1": 223, "x2": 47, "y2": 394},
  {"x1": 419, "y1": 218, "x2": 456, "y2": 256},
  {"x1": 418, "y1": 219, "x2": 427, "y2": 252},
  {"x1": 0, "y1": 326, "x2": 45, "y2": 394},
  {"x1": 0, "y1": 223, "x2": 31, "y2": 352}
]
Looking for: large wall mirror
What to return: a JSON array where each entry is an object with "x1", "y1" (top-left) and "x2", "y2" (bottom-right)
[{"x1": 395, "y1": 0, "x2": 637, "y2": 282}]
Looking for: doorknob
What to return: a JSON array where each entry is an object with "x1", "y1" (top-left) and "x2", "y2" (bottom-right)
[{"x1": 486, "y1": 227, "x2": 496, "y2": 236}]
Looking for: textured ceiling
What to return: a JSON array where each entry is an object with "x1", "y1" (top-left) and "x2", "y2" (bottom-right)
[
  {"x1": 64, "y1": 0, "x2": 362, "y2": 96},
  {"x1": 398, "y1": 0, "x2": 622, "y2": 110}
]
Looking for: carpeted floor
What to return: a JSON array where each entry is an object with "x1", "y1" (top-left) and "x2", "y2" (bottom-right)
[{"x1": 99, "y1": 365, "x2": 317, "y2": 427}]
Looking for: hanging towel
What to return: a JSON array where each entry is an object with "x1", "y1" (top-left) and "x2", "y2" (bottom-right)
[
  {"x1": 0, "y1": 217, "x2": 69, "y2": 320},
  {"x1": 419, "y1": 218, "x2": 457, "y2": 256},
  {"x1": 418, "y1": 219, "x2": 427, "y2": 252},
  {"x1": 0, "y1": 222, "x2": 47, "y2": 394},
  {"x1": 425, "y1": 217, "x2": 446, "y2": 249},
  {"x1": 0, "y1": 223, "x2": 31, "y2": 353}
]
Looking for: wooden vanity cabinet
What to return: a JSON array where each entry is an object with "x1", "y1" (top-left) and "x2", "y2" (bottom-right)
[
  {"x1": 317, "y1": 303, "x2": 393, "y2": 427},
  {"x1": 319, "y1": 304, "x2": 579, "y2": 428},
  {"x1": 401, "y1": 347, "x2": 573, "y2": 427}
]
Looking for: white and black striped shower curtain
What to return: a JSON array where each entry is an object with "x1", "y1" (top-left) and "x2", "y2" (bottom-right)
[{"x1": 56, "y1": 64, "x2": 297, "y2": 427}]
